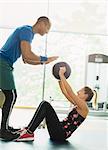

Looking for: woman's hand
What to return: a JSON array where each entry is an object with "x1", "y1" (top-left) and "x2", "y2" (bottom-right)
[{"x1": 59, "y1": 67, "x2": 66, "y2": 77}]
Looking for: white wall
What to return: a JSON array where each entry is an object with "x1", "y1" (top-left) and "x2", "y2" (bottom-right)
[
  {"x1": 0, "y1": 0, "x2": 108, "y2": 106},
  {"x1": 0, "y1": 0, "x2": 107, "y2": 35}
]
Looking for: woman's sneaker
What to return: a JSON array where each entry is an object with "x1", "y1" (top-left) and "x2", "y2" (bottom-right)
[
  {"x1": 13, "y1": 127, "x2": 27, "y2": 134},
  {"x1": 15, "y1": 129, "x2": 34, "y2": 142},
  {"x1": 0, "y1": 129, "x2": 20, "y2": 141}
]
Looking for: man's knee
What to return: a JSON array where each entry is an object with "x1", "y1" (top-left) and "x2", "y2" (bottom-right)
[{"x1": 0, "y1": 90, "x2": 5, "y2": 108}]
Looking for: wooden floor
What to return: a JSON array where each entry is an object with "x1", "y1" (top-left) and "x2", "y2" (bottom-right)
[{"x1": 0, "y1": 108, "x2": 108, "y2": 150}]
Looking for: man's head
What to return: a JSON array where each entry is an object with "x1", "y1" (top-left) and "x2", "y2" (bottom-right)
[{"x1": 33, "y1": 16, "x2": 51, "y2": 35}]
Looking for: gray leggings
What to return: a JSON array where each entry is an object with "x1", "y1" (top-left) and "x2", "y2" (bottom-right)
[{"x1": 28, "y1": 101, "x2": 66, "y2": 141}]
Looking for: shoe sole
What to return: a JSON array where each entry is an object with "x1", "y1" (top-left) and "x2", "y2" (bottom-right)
[
  {"x1": 15, "y1": 137, "x2": 34, "y2": 142},
  {"x1": 0, "y1": 135, "x2": 20, "y2": 142},
  {"x1": 0, "y1": 137, "x2": 9, "y2": 141}
]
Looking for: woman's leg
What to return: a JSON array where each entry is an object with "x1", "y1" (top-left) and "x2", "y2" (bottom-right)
[{"x1": 27, "y1": 101, "x2": 66, "y2": 141}]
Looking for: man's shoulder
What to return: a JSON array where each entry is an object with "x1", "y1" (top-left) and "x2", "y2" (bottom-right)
[
  {"x1": 17, "y1": 25, "x2": 32, "y2": 31},
  {"x1": 15, "y1": 26, "x2": 33, "y2": 37}
]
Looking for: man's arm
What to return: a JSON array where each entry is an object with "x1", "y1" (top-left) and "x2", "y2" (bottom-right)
[
  {"x1": 21, "y1": 41, "x2": 58, "y2": 65},
  {"x1": 21, "y1": 41, "x2": 41, "y2": 65}
]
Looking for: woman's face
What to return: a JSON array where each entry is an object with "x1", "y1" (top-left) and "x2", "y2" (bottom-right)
[{"x1": 77, "y1": 88, "x2": 88, "y2": 101}]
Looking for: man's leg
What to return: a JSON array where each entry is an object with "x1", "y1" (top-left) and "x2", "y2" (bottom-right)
[
  {"x1": 0, "y1": 89, "x2": 20, "y2": 141},
  {"x1": 1, "y1": 89, "x2": 17, "y2": 130}
]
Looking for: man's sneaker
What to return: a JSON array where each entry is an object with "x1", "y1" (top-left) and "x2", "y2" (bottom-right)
[
  {"x1": 0, "y1": 129, "x2": 20, "y2": 141},
  {"x1": 8, "y1": 126, "x2": 21, "y2": 133},
  {"x1": 16, "y1": 129, "x2": 34, "y2": 142}
]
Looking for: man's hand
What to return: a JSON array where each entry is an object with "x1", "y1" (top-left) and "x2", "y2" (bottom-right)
[{"x1": 45, "y1": 56, "x2": 59, "y2": 64}]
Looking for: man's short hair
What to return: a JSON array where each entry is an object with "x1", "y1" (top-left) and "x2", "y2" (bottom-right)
[{"x1": 37, "y1": 16, "x2": 50, "y2": 24}]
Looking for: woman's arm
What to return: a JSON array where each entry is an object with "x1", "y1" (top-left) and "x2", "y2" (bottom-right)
[
  {"x1": 58, "y1": 80, "x2": 76, "y2": 105},
  {"x1": 59, "y1": 67, "x2": 87, "y2": 110}
]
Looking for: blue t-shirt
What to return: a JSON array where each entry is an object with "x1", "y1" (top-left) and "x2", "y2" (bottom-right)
[{"x1": 0, "y1": 25, "x2": 35, "y2": 66}]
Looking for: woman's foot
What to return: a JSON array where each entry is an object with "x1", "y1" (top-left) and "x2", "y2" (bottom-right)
[{"x1": 15, "y1": 129, "x2": 34, "y2": 142}]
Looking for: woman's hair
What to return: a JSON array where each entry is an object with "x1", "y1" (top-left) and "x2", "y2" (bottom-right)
[
  {"x1": 92, "y1": 90, "x2": 98, "y2": 109},
  {"x1": 84, "y1": 86, "x2": 94, "y2": 102}
]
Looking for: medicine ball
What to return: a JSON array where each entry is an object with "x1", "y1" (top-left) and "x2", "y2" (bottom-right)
[{"x1": 52, "y1": 62, "x2": 71, "y2": 79}]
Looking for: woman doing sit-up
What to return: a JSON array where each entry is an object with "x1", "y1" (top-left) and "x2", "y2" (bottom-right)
[{"x1": 16, "y1": 67, "x2": 95, "y2": 142}]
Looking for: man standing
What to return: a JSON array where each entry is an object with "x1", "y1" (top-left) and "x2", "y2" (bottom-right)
[{"x1": 0, "y1": 16, "x2": 58, "y2": 141}]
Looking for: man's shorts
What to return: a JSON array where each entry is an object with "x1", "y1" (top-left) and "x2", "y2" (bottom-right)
[{"x1": 0, "y1": 58, "x2": 15, "y2": 90}]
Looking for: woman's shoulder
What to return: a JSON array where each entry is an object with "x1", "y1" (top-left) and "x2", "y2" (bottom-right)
[{"x1": 75, "y1": 105, "x2": 89, "y2": 118}]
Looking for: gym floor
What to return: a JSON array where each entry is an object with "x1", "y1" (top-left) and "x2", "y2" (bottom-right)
[{"x1": 0, "y1": 108, "x2": 108, "y2": 150}]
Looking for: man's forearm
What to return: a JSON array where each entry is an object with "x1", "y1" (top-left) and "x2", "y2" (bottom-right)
[
  {"x1": 23, "y1": 58, "x2": 42, "y2": 65},
  {"x1": 23, "y1": 51, "x2": 47, "y2": 65}
]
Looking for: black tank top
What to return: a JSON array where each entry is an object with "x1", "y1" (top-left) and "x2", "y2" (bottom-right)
[{"x1": 61, "y1": 108, "x2": 85, "y2": 139}]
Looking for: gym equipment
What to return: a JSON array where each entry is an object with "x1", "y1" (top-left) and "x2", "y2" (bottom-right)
[
  {"x1": 86, "y1": 53, "x2": 108, "y2": 112},
  {"x1": 52, "y1": 62, "x2": 71, "y2": 79},
  {"x1": 0, "y1": 90, "x2": 5, "y2": 108}
]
